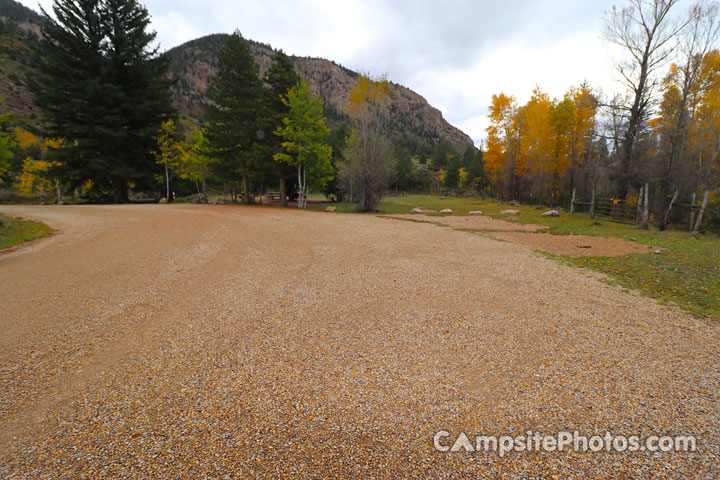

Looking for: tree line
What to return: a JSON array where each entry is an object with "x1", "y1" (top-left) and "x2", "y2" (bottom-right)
[
  {"x1": 3, "y1": 0, "x2": 716, "y2": 229},
  {"x1": 485, "y1": 0, "x2": 720, "y2": 229},
  {"x1": 0, "y1": 0, "x2": 484, "y2": 211}
]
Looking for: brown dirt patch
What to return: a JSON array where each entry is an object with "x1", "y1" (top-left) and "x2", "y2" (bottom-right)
[
  {"x1": 490, "y1": 231, "x2": 653, "y2": 257},
  {"x1": 388, "y1": 213, "x2": 548, "y2": 232}
]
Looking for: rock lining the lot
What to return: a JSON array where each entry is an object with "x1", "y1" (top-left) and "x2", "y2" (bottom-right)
[{"x1": 541, "y1": 209, "x2": 560, "y2": 217}]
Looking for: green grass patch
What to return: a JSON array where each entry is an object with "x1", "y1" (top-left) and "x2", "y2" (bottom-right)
[{"x1": 0, "y1": 215, "x2": 52, "y2": 250}]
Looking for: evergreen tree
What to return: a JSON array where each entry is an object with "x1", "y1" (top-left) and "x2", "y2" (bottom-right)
[
  {"x1": 394, "y1": 155, "x2": 416, "y2": 192},
  {"x1": 29, "y1": 0, "x2": 173, "y2": 203},
  {"x1": 263, "y1": 50, "x2": 300, "y2": 206},
  {"x1": 431, "y1": 138, "x2": 456, "y2": 171},
  {"x1": 206, "y1": 32, "x2": 264, "y2": 204},
  {"x1": 323, "y1": 122, "x2": 351, "y2": 200},
  {"x1": 468, "y1": 148, "x2": 488, "y2": 195},
  {"x1": 442, "y1": 154, "x2": 462, "y2": 193}
]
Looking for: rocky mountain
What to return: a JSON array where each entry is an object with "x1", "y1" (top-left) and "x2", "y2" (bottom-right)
[
  {"x1": 0, "y1": 0, "x2": 42, "y2": 122},
  {"x1": 0, "y1": 0, "x2": 474, "y2": 154},
  {"x1": 166, "y1": 34, "x2": 474, "y2": 154}
]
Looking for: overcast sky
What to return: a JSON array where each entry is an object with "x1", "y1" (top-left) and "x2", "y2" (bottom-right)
[{"x1": 19, "y1": 0, "x2": 638, "y2": 146}]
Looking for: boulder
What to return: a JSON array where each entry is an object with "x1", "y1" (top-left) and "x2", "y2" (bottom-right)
[
  {"x1": 56, "y1": 200, "x2": 67, "y2": 205},
  {"x1": 325, "y1": 206, "x2": 337, "y2": 212},
  {"x1": 439, "y1": 209, "x2": 453, "y2": 214},
  {"x1": 191, "y1": 196, "x2": 201, "y2": 204},
  {"x1": 216, "y1": 199, "x2": 226, "y2": 205},
  {"x1": 500, "y1": 209, "x2": 520, "y2": 215},
  {"x1": 654, "y1": 249, "x2": 661, "y2": 254},
  {"x1": 468, "y1": 210, "x2": 482, "y2": 215},
  {"x1": 158, "y1": 197, "x2": 168, "y2": 204},
  {"x1": 410, "y1": 208, "x2": 423, "y2": 214},
  {"x1": 541, "y1": 210, "x2": 560, "y2": 217}
]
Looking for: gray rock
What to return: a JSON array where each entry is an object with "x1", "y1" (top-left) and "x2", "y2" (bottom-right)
[
  {"x1": 654, "y1": 249, "x2": 661, "y2": 254},
  {"x1": 541, "y1": 209, "x2": 560, "y2": 217},
  {"x1": 216, "y1": 199, "x2": 226, "y2": 205},
  {"x1": 500, "y1": 209, "x2": 520, "y2": 215},
  {"x1": 468, "y1": 210, "x2": 482, "y2": 215},
  {"x1": 439, "y1": 209, "x2": 453, "y2": 214},
  {"x1": 191, "y1": 196, "x2": 201, "y2": 204},
  {"x1": 410, "y1": 208, "x2": 423, "y2": 214},
  {"x1": 56, "y1": 200, "x2": 67, "y2": 205},
  {"x1": 158, "y1": 198, "x2": 168, "y2": 204}
]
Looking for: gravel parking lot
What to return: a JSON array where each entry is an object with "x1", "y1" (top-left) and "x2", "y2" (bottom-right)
[{"x1": 1, "y1": 204, "x2": 717, "y2": 478}]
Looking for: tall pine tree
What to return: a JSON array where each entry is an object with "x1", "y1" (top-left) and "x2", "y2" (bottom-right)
[
  {"x1": 29, "y1": 0, "x2": 173, "y2": 203},
  {"x1": 263, "y1": 50, "x2": 300, "y2": 206},
  {"x1": 206, "y1": 32, "x2": 264, "y2": 204}
]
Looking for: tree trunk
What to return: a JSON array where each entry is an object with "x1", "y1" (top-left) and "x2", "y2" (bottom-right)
[
  {"x1": 659, "y1": 189, "x2": 679, "y2": 231},
  {"x1": 113, "y1": 176, "x2": 129, "y2": 204},
  {"x1": 589, "y1": 187, "x2": 596, "y2": 220},
  {"x1": 642, "y1": 183, "x2": 650, "y2": 230},
  {"x1": 242, "y1": 161, "x2": 249, "y2": 204},
  {"x1": 689, "y1": 192, "x2": 696, "y2": 232},
  {"x1": 693, "y1": 190, "x2": 709, "y2": 233},
  {"x1": 279, "y1": 177, "x2": 287, "y2": 207},
  {"x1": 635, "y1": 185, "x2": 644, "y2": 225},
  {"x1": 164, "y1": 160, "x2": 170, "y2": 201}
]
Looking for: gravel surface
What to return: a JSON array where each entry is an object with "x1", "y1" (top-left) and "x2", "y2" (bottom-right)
[{"x1": 1, "y1": 204, "x2": 718, "y2": 478}]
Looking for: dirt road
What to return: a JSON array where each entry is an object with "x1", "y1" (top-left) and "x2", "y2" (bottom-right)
[{"x1": 1, "y1": 205, "x2": 718, "y2": 478}]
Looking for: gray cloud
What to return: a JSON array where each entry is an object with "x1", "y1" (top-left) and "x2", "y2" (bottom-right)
[{"x1": 18, "y1": 0, "x2": 629, "y2": 144}]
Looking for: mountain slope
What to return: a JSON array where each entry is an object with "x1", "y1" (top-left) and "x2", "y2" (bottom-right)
[
  {"x1": 0, "y1": 0, "x2": 42, "y2": 122},
  {"x1": 166, "y1": 34, "x2": 474, "y2": 154},
  {"x1": 0, "y1": 0, "x2": 474, "y2": 154}
]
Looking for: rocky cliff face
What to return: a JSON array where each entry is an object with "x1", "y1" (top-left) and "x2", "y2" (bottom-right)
[
  {"x1": 166, "y1": 34, "x2": 474, "y2": 154},
  {"x1": 0, "y1": 0, "x2": 43, "y2": 122}
]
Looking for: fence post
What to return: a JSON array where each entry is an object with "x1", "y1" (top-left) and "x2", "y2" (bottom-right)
[
  {"x1": 642, "y1": 182, "x2": 649, "y2": 229},
  {"x1": 570, "y1": 188, "x2": 576, "y2": 215},
  {"x1": 693, "y1": 190, "x2": 709, "y2": 233},
  {"x1": 636, "y1": 185, "x2": 644, "y2": 224},
  {"x1": 589, "y1": 187, "x2": 596, "y2": 219},
  {"x1": 689, "y1": 192, "x2": 696, "y2": 232},
  {"x1": 660, "y1": 189, "x2": 679, "y2": 231}
]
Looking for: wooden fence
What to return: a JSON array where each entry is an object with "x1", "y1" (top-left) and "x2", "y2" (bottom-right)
[{"x1": 570, "y1": 185, "x2": 710, "y2": 232}]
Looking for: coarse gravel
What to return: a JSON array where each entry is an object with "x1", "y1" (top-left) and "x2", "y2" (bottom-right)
[{"x1": 0, "y1": 204, "x2": 718, "y2": 478}]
